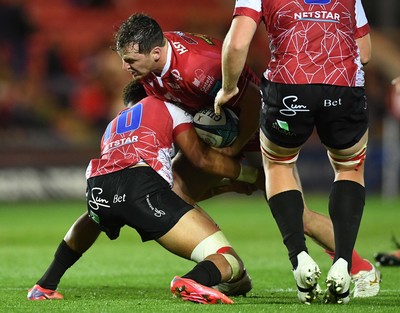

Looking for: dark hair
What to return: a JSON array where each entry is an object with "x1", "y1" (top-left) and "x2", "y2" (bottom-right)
[
  {"x1": 114, "y1": 13, "x2": 165, "y2": 54},
  {"x1": 122, "y1": 81, "x2": 148, "y2": 106}
]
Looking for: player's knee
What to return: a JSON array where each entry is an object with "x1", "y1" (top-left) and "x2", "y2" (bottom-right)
[
  {"x1": 327, "y1": 144, "x2": 367, "y2": 171},
  {"x1": 261, "y1": 144, "x2": 299, "y2": 165},
  {"x1": 190, "y1": 231, "x2": 242, "y2": 281}
]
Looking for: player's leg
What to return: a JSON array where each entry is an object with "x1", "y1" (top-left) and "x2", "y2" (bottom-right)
[
  {"x1": 302, "y1": 196, "x2": 379, "y2": 297},
  {"x1": 323, "y1": 131, "x2": 369, "y2": 304},
  {"x1": 158, "y1": 209, "x2": 243, "y2": 304},
  {"x1": 27, "y1": 212, "x2": 100, "y2": 300},
  {"x1": 157, "y1": 209, "x2": 243, "y2": 282},
  {"x1": 243, "y1": 149, "x2": 374, "y2": 280},
  {"x1": 261, "y1": 131, "x2": 321, "y2": 304},
  {"x1": 171, "y1": 152, "x2": 253, "y2": 296},
  {"x1": 291, "y1": 156, "x2": 379, "y2": 297},
  {"x1": 63, "y1": 212, "x2": 101, "y2": 253}
]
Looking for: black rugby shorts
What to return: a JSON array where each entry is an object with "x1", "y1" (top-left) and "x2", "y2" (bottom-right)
[
  {"x1": 260, "y1": 77, "x2": 369, "y2": 149},
  {"x1": 86, "y1": 167, "x2": 193, "y2": 241}
]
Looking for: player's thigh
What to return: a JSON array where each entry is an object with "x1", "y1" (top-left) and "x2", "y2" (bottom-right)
[
  {"x1": 316, "y1": 85, "x2": 368, "y2": 150},
  {"x1": 157, "y1": 208, "x2": 220, "y2": 259},
  {"x1": 260, "y1": 131, "x2": 301, "y2": 160},
  {"x1": 172, "y1": 152, "x2": 222, "y2": 203},
  {"x1": 327, "y1": 130, "x2": 368, "y2": 159},
  {"x1": 64, "y1": 212, "x2": 101, "y2": 253}
]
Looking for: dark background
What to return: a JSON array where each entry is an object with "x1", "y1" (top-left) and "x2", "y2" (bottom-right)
[{"x1": 0, "y1": 0, "x2": 399, "y2": 200}]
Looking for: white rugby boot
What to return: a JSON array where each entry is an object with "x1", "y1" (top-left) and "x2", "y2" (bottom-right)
[
  {"x1": 292, "y1": 251, "x2": 322, "y2": 304},
  {"x1": 324, "y1": 258, "x2": 351, "y2": 304},
  {"x1": 351, "y1": 260, "x2": 381, "y2": 298}
]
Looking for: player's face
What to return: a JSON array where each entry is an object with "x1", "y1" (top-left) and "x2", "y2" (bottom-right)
[{"x1": 118, "y1": 44, "x2": 154, "y2": 83}]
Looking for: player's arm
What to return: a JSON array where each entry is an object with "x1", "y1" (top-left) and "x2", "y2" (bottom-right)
[
  {"x1": 214, "y1": 15, "x2": 258, "y2": 114},
  {"x1": 355, "y1": 0, "x2": 371, "y2": 65},
  {"x1": 175, "y1": 125, "x2": 258, "y2": 184},
  {"x1": 356, "y1": 34, "x2": 371, "y2": 65},
  {"x1": 196, "y1": 180, "x2": 258, "y2": 202}
]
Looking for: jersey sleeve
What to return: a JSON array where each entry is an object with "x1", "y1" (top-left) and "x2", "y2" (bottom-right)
[
  {"x1": 354, "y1": 0, "x2": 370, "y2": 39},
  {"x1": 234, "y1": 0, "x2": 262, "y2": 24},
  {"x1": 164, "y1": 102, "x2": 193, "y2": 138}
]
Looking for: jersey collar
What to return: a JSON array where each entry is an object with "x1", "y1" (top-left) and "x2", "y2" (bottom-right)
[{"x1": 160, "y1": 41, "x2": 172, "y2": 78}]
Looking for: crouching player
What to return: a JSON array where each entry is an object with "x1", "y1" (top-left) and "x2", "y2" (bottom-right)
[{"x1": 27, "y1": 82, "x2": 260, "y2": 304}]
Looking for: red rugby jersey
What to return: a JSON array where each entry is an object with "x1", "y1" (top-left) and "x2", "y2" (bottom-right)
[
  {"x1": 86, "y1": 95, "x2": 192, "y2": 186},
  {"x1": 142, "y1": 31, "x2": 259, "y2": 114},
  {"x1": 234, "y1": 0, "x2": 370, "y2": 87}
]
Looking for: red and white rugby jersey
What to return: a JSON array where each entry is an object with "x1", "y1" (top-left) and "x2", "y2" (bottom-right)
[
  {"x1": 142, "y1": 31, "x2": 259, "y2": 114},
  {"x1": 234, "y1": 0, "x2": 370, "y2": 87},
  {"x1": 86, "y1": 95, "x2": 192, "y2": 186}
]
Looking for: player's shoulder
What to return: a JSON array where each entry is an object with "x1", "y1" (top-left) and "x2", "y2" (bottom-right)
[
  {"x1": 131, "y1": 95, "x2": 169, "y2": 116},
  {"x1": 139, "y1": 95, "x2": 163, "y2": 104},
  {"x1": 164, "y1": 31, "x2": 222, "y2": 80},
  {"x1": 141, "y1": 95, "x2": 168, "y2": 107},
  {"x1": 165, "y1": 101, "x2": 193, "y2": 124},
  {"x1": 164, "y1": 31, "x2": 222, "y2": 51},
  {"x1": 138, "y1": 95, "x2": 188, "y2": 118}
]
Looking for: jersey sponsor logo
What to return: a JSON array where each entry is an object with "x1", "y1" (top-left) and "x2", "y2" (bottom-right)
[
  {"x1": 172, "y1": 41, "x2": 188, "y2": 55},
  {"x1": 200, "y1": 75, "x2": 216, "y2": 94},
  {"x1": 272, "y1": 120, "x2": 296, "y2": 137},
  {"x1": 192, "y1": 78, "x2": 201, "y2": 87},
  {"x1": 113, "y1": 193, "x2": 126, "y2": 203},
  {"x1": 104, "y1": 135, "x2": 139, "y2": 153},
  {"x1": 193, "y1": 68, "x2": 206, "y2": 87},
  {"x1": 176, "y1": 31, "x2": 215, "y2": 46},
  {"x1": 276, "y1": 119, "x2": 289, "y2": 132},
  {"x1": 175, "y1": 31, "x2": 198, "y2": 44},
  {"x1": 324, "y1": 98, "x2": 342, "y2": 107},
  {"x1": 171, "y1": 69, "x2": 183, "y2": 81},
  {"x1": 190, "y1": 33, "x2": 215, "y2": 46},
  {"x1": 280, "y1": 96, "x2": 310, "y2": 116},
  {"x1": 145, "y1": 194, "x2": 166, "y2": 217},
  {"x1": 294, "y1": 11, "x2": 340, "y2": 23},
  {"x1": 88, "y1": 210, "x2": 100, "y2": 224},
  {"x1": 304, "y1": 0, "x2": 331, "y2": 4},
  {"x1": 88, "y1": 187, "x2": 110, "y2": 210}
]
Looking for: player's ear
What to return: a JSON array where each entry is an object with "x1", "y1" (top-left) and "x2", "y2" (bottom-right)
[{"x1": 152, "y1": 46, "x2": 162, "y2": 62}]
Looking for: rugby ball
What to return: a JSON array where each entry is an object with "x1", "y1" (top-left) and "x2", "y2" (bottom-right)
[{"x1": 193, "y1": 106, "x2": 239, "y2": 147}]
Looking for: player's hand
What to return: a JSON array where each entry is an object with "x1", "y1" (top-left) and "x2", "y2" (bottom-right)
[{"x1": 214, "y1": 87, "x2": 239, "y2": 115}]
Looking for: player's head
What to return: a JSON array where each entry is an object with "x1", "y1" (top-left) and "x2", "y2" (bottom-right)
[
  {"x1": 114, "y1": 13, "x2": 164, "y2": 54},
  {"x1": 122, "y1": 81, "x2": 148, "y2": 108},
  {"x1": 114, "y1": 13, "x2": 166, "y2": 82}
]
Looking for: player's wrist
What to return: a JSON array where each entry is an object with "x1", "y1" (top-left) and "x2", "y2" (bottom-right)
[
  {"x1": 236, "y1": 164, "x2": 258, "y2": 184},
  {"x1": 222, "y1": 86, "x2": 238, "y2": 97}
]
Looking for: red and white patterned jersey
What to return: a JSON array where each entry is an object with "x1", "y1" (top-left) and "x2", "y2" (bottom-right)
[
  {"x1": 234, "y1": 0, "x2": 370, "y2": 87},
  {"x1": 142, "y1": 31, "x2": 259, "y2": 114},
  {"x1": 86, "y1": 95, "x2": 192, "y2": 186}
]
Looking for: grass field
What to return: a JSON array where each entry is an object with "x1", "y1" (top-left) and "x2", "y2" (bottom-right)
[{"x1": 1, "y1": 193, "x2": 400, "y2": 312}]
